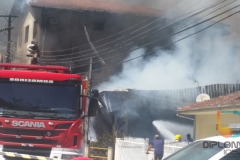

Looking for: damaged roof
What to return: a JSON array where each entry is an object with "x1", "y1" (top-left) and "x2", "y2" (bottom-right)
[
  {"x1": 178, "y1": 91, "x2": 240, "y2": 112},
  {"x1": 29, "y1": 0, "x2": 161, "y2": 16}
]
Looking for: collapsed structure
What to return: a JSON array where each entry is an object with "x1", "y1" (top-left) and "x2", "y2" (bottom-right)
[{"x1": 94, "y1": 84, "x2": 240, "y2": 140}]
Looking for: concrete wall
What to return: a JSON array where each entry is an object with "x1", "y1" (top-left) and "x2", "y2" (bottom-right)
[
  {"x1": 17, "y1": 10, "x2": 42, "y2": 63},
  {"x1": 195, "y1": 113, "x2": 240, "y2": 140},
  {"x1": 10, "y1": 0, "x2": 42, "y2": 64}
]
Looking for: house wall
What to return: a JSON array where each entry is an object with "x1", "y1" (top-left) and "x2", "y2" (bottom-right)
[
  {"x1": 12, "y1": 1, "x2": 240, "y2": 85},
  {"x1": 195, "y1": 113, "x2": 240, "y2": 140},
  {"x1": 11, "y1": 4, "x2": 173, "y2": 83},
  {"x1": 17, "y1": 11, "x2": 41, "y2": 63},
  {"x1": 11, "y1": 1, "x2": 42, "y2": 64},
  {"x1": 38, "y1": 9, "x2": 172, "y2": 84}
]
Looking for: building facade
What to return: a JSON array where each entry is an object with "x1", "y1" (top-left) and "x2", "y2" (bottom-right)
[
  {"x1": 10, "y1": 0, "x2": 170, "y2": 85},
  {"x1": 178, "y1": 91, "x2": 240, "y2": 140}
]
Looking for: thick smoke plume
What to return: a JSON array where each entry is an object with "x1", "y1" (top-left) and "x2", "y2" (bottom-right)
[
  {"x1": 96, "y1": 0, "x2": 240, "y2": 91},
  {"x1": 97, "y1": 15, "x2": 240, "y2": 91},
  {"x1": 93, "y1": 0, "x2": 240, "y2": 140}
]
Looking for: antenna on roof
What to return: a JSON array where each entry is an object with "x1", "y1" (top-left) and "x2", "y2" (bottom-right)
[
  {"x1": 196, "y1": 94, "x2": 210, "y2": 103},
  {"x1": 194, "y1": 79, "x2": 201, "y2": 94}
]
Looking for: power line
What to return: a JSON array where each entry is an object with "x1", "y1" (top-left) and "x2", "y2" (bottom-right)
[
  {"x1": 0, "y1": 27, "x2": 13, "y2": 33},
  {"x1": 72, "y1": 1, "x2": 238, "y2": 67},
  {"x1": 76, "y1": 9, "x2": 240, "y2": 75},
  {"x1": 0, "y1": 15, "x2": 18, "y2": 62},
  {"x1": 41, "y1": 0, "x2": 197, "y2": 53},
  {"x1": 41, "y1": 0, "x2": 227, "y2": 62},
  {"x1": 42, "y1": 0, "x2": 219, "y2": 59},
  {"x1": 50, "y1": 0, "x2": 236, "y2": 67},
  {"x1": 15, "y1": 0, "x2": 201, "y2": 60}
]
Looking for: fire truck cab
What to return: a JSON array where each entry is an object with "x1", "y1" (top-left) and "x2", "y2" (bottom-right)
[{"x1": 0, "y1": 63, "x2": 99, "y2": 160}]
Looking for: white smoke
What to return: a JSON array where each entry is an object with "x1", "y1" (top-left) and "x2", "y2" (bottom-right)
[
  {"x1": 0, "y1": 0, "x2": 14, "y2": 53},
  {"x1": 0, "y1": 0, "x2": 14, "y2": 14},
  {"x1": 97, "y1": 17, "x2": 240, "y2": 91}
]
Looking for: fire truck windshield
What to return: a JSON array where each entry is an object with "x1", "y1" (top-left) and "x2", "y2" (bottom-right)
[{"x1": 0, "y1": 82, "x2": 81, "y2": 120}]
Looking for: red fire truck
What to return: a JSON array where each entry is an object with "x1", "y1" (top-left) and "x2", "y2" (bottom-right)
[{"x1": 0, "y1": 63, "x2": 98, "y2": 160}]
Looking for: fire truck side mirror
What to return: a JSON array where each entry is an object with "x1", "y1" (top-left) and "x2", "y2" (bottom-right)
[
  {"x1": 91, "y1": 89, "x2": 99, "y2": 98},
  {"x1": 88, "y1": 98, "x2": 99, "y2": 117}
]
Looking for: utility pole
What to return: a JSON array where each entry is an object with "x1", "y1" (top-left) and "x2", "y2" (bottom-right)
[
  {"x1": 84, "y1": 57, "x2": 93, "y2": 157},
  {"x1": 0, "y1": 15, "x2": 18, "y2": 63}
]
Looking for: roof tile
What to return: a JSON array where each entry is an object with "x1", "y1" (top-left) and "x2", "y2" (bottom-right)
[
  {"x1": 178, "y1": 91, "x2": 240, "y2": 111},
  {"x1": 29, "y1": 0, "x2": 161, "y2": 16}
]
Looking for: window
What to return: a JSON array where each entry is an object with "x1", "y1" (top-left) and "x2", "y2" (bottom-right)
[
  {"x1": 25, "y1": 25, "x2": 29, "y2": 43},
  {"x1": 33, "y1": 21, "x2": 37, "y2": 39},
  {"x1": 0, "y1": 82, "x2": 81, "y2": 120}
]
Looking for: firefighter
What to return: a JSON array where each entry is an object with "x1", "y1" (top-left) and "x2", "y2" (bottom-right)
[
  {"x1": 174, "y1": 134, "x2": 181, "y2": 142},
  {"x1": 186, "y1": 133, "x2": 193, "y2": 144},
  {"x1": 26, "y1": 40, "x2": 40, "y2": 64}
]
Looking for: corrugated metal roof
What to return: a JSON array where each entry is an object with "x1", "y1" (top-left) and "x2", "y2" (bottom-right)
[
  {"x1": 178, "y1": 91, "x2": 240, "y2": 111},
  {"x1": 29, "y1": 0, "x2": 161, "y2": 16}
]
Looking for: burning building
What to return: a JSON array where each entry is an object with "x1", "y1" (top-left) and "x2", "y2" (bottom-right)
[{"x1": 93, "y1": 84, "x2": 240, "y2": 140}]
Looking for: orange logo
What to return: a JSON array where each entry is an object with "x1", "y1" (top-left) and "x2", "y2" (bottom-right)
[{"x1": 217, "y1": 110, "x2": 240, "y2": 138}]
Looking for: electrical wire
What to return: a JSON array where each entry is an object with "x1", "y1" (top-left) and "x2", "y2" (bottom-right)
[
  {"x1": 41, "y1": 0, "x2": 219, "y2": 58},
  {"x1": 41, "y1": 0, "x2": 227, "y2": 62},
  {"x1": 62, "y1": 3, "x2": 234, "y2": 65},
  {"x1": 75, "y1": 9, "x2": 240, "y2": 75},
  {"x1": 53, "y1": 0, "x2": 237, "y2": 67},
  {"x1": 41, "y1": 0, "x2": 198, "y2": 53}
]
